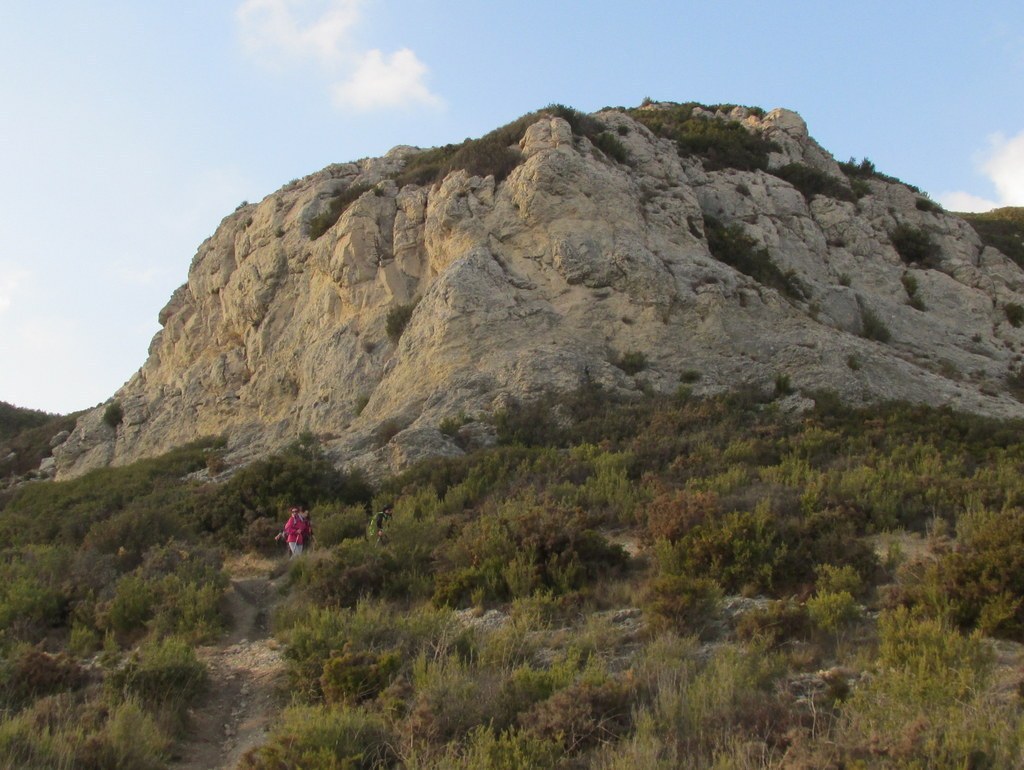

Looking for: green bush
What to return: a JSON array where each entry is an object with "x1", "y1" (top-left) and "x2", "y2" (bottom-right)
[
  {"x1": 705, "y1": 217, "x2": 806, "y2": 300},
  {"x1": 859, "y1": 305, "x2": 892, "y2": 342},
  {"x1": 890, "y1": 223, "x2": 941, "y2": 267},
  {"x1": 386, "y1": 299, "x2": 419, "y2": 343},
  {"x1": 107, "y1": 637, "x2": 207, "y2": 721},
  {"x1": 518, "y1": 677, "x2": 634, "y2": 754},
  {"x1": 239, "y1": 704, "x2": 396, "y2": 770},
  {"x1": 102, "y1": 401, "x2": 123, "y2": 429},
  {"x1": 644, "y1": 572, "x2": 723, "y2": 637},
  {"x1": 320, "y1": 643, "x2": 401, "y2": 704},
  {"x1": 0, "y1": 404, "x2": 77, "y2": 477},
  {"x1": 734, "y1": 599, "x2": 811, "y2": 648},
  {"x1": 308, "y1": 183, "x2": 372, "y2": 240},
  {"x1": 0, "y1": 648, "x2": 85, "y2": 711},
  {"x1": 658, "y1": 505, "x2": 786, "y2": 594},
  {"x1": 592, "y1": 131, "x2": 630, "y2": 165},
  {"x1": 312, "y1": 504, "x2": 370, "y2": 548},
  {"x1": 628, "y1": 103, "x2": 779, "y2": 171},
  {"x1": 960, "y1": 207, "x2": 1024, "y2": 268},
  {"x1": 1005, "y1": 302, "x2": 1024, "y2": 328},
  {"x1": 901, "y1": 507, "x2": 1024, "y2": 639},
  {"x1": 839, "y1": 156, "x2": 921, "y2": 193},
  {"x1": 614, "y1": 350, "x2": 647, "y2": 375},
  {"x1": 835, "y1": 608, "x2": 1022, "y2": 766},
  {"x1": 772, "y1": 163, "x2": 855, "y2": 202},
  {"x1": 431, "y1": 497, "x2": 627, "y2": 608}
]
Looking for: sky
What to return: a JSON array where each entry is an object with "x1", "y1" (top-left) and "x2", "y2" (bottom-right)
[{"x1": 1, "y1": 1, "x2": 1023, "y2": 414}]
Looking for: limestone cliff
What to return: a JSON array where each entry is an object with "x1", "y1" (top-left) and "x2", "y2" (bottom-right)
[{"x1": 52, "y1": 103, "x2": 1024, "y2": 480}]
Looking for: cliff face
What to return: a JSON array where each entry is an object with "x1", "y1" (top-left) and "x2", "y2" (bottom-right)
[{"x1": 52, "y1": 104, "x2": 1024, "y2": 479}]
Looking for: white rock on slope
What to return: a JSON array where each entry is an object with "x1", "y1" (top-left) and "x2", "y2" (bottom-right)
[{"x1": 52, "y1": 104, "x2": 1024, "y2": 479}]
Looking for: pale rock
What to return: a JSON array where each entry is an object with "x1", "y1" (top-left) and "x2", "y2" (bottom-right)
[{"x1": 50, "y1": 104, "x2": 1024, "y2": 479}]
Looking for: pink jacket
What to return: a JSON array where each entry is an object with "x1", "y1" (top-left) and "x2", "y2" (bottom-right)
[{"x1": 283, "y1": 513, "x2": 312, "y2": 545}]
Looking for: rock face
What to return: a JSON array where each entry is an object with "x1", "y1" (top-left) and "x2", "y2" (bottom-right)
[{"x1": 52, "y1": 104, "x2": 1024, "y2": 480}]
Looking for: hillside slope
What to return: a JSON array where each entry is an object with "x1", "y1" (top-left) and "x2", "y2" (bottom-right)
[{"x1": 51, "y1": 102, "x2": 1024, "y2": 480}]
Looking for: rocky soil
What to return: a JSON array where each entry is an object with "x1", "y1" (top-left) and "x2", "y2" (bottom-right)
[{"x1": 170, "y1": 557, "x2": 286, "y2": 770}]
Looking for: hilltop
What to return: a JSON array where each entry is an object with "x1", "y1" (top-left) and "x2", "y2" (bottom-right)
[{"x1": 36, "y1": 101, "x2": 1024, "y2": 485}]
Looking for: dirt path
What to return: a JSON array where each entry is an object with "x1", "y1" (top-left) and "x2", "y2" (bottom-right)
[{"x1": 171, "y1": 557, "x2": 287, "y2": 770}]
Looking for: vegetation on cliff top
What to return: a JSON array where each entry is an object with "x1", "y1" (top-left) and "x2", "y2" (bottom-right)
[{"x1": 960, "y1": 206, "x2": 1024, "y2": 269}]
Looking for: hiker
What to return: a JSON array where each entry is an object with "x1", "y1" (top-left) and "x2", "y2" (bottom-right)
[
  {"x1": 371, "y1": 503, "x2": 393, "y2": 546},
  {"x1": 276, "y1": 506, "x2": 313, "y2": 557}
]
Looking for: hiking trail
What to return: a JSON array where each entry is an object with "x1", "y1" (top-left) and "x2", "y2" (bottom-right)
[{"x1": 171, "y1": 555, "x2": 287, "y2": 770}]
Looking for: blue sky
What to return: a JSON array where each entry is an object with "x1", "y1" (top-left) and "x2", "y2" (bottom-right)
[{"x1": 1, "y1": 1, "x2": 1022, "y2": 414}]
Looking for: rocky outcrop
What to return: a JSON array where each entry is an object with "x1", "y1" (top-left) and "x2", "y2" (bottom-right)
[{"x1": 52, "y1": 104, "x2": 1024, "y2": 479}]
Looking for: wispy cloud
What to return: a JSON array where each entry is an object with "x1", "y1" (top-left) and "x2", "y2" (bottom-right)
[
  {"x1": 332, "y1": 48, "x2": 441, "y2": 111},
  {"x1": 939, "y1": 129, "x2": 1024, "y2": 212},
  {"x1": 235, "y1": 0, "x2": 442, "y2": 111},
  {"x1": 0, "y1": 266, "x2": 29, "y2": 314}
]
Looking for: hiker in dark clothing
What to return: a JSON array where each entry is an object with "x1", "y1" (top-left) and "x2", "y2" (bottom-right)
[{"x1": 371, "y1": 504, "x2": 393, "y2": 546}]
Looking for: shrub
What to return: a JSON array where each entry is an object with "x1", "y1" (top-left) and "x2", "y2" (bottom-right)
[
  {"x1": 1005, "y1": 302, "x2": 1024, "y2": 328},
  {"x1": 644, "y1": 488, "x2": 718, "y2": 544},
  {"x1": 904, "y1": 507, "x2": 1024, "y2": 639},
  {"x1": 518, "y1": 678, "x2": 634, "y2": 754},
  {"x1": 403, "y1": 655, "x2": 500, "y2": 748},
  {"x1": 839, "y1": 156, "x2": 921, "y2": 193},
  {"x1": 836, "y1": 608, "x2": 1023, "y2": 767},
  {"x1": 0, "y1": 648, "x2": 85, "y2": 711},
  {"x1": 391, "y1": 106, "x2": 591, "y2": 189},
  {"x1": 102, "y1": 401, "x2": 123, "y2": 429},
  {"x1": 424, "y1": 725, "x2": 563, "y2": 769},
  {"x1": 806, "y1": 590, "x2": 860, "y2": 637},
  {"x1": 860, "y1": 306, "x2": 892, "y2": 342},
  {"x1": 308, "y1": 183, "x2": 372, "y2": 240},
  {"x1": 772, "y1": 163, "x2": 855, "y2": 202},
  {"x1": 238, "y1": 704, "x2": 396, "y2": 770},
  {"x1": 734, "y1": 599, "x2": 812, "y2": 648},
  {"x1": 320, "y1": 643, "x2": 401, "y2": 704},
  {"x1": 592, "y1": 131, "x2": 630, "y2": 165},
  {"x1": 628, "y1": 103, "x2": 779, "y2": 171},
  {"x1": 661, "y1": 505, "x2": 786, "y2": 594},
  {"x1": 960, "y1": 207, "x2": 1024, "y2": 268},
  {"x1": 312, "y1": 504, "x2": 370, "y2": 548},
  {"x1": 614, "y1": 350, "x2": 647, "y2": 375},
  {"x1": 431, "y1": 497, "x2": 627, "y2": 608},
  {"x1": 890, "y1": 223, "x2": 941, "y2": 267},
  {"x1": 386, "y1": 299, "x2": 419, "y2": 343},
  {"x1": 107, "y1": 637, "x2": 207, "y2": 717},
  {"x1": 705, "y1": 217, "x2": 806, "y2": 300},
  {"x1": 774, "y1": 373, "x2": 793, "y2": 397},
  {"x1": 644, "y1": 573, "x2": 723, "y2": 637},
  {"x1": 901, "y1": 271, "x2": 926, "y2": 312}
]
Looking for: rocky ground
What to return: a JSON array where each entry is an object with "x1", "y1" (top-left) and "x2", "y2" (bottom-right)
[{"x1": 170, "y1": 556, "x2": 287, "y2": 770}]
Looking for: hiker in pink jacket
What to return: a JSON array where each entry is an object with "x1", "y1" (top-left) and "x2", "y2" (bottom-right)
[{"x1": 277, "y1": 506, "x2": 313, "y2": 557}]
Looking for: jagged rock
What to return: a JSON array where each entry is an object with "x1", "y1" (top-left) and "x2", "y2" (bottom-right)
[
  {"x1": 51, "y1": 103, "x2": 1024, "y2": 480},
  {"x1": 49, "y1": 430, "x2": 70, "y2": 448}
]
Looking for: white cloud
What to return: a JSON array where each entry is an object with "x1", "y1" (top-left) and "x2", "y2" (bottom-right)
[
  {"x1": 939, "y1": 129, "x2": 1024, "y2": 212},
  {"x1": 236, "y1": 0, "x2": 441, "y2": 111},
  {"x1": 333, "y1": 48, "x2": 442, "y2": 111},
  {"x1": 982, "y1": 131, "x2": 1024, "y2": 205},
  {"x1": 0, "y1": 266, "x2": 29, "y2": 314},
  {"x1": 939, "y1": 191, "x2": 1000, "y2": 213},
  {"x1": 236, "y1": 0, "x2": 361, "y2": 67}
]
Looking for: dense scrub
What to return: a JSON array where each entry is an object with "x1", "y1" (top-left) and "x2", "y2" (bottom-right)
[
  {"x1": 0, "y1": 401, "x2": 78, "y2": 479},
  {"x1": 3, "y1": 389, "x2": 1024, "y2": 766},
  {"x1": 626, "y1": 101, "x2": 778, "y2": 171},
  {"x1": 961, "y1": 206, "x2": 1024, "y2": 268}
]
